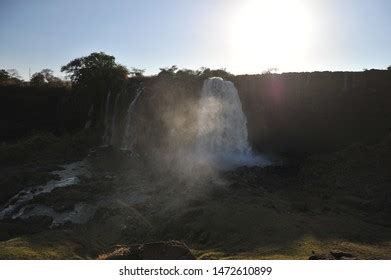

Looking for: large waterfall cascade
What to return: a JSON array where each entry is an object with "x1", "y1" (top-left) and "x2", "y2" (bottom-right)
[
  {"x1": 97, "y1": 79, "x2": 268, "y2": 168},
  {"x1": 196, "y1": 77, "x2": 270, "y2": 168}
]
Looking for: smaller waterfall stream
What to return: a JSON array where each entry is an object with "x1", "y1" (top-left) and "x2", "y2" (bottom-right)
[
  {"x1": 121, "y1": 87, "x2": 143, "y2": 150},
  {"x1": 102, "y1": 91, "x2": 112, "y2": 145},
  {"x1": 84, "y1": 104, "x2": 94, "y2": 129},
  {"x1": 110, "y1": 92, "x2": 122, "y2": 145}
]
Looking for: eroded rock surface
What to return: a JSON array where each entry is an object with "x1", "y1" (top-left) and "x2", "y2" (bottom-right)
[{"x1": 98, "y1": 240, "x2": 195, "y2": 260}]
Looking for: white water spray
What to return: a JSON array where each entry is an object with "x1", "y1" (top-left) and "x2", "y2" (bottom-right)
[{"x1": 196, "y1": 77, "x2": 270, "y2": 169}]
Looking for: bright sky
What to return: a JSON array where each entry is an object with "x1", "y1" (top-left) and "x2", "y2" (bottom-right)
[{"x1": 1, "y1": 0, "x2": 391, "y2": 80}]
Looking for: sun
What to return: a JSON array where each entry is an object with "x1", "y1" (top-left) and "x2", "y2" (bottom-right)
[{"x1": 229, "y1": 0, "x2": 312, "y2": 73}]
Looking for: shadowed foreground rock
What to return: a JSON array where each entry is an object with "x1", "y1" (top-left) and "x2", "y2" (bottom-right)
[
  {"x1": 309, "y1": 250, "x2": 357, "y2": 260},
  {"x1": 0, "y1": 215, "x2": 53, "y2": 241},
  {"x1": 98, "y1": 241, "x2": 195, "y2": 260}
]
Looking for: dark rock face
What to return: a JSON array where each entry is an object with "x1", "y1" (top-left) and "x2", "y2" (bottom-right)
[
  {"x1": 309, "y1": 250, "x2": 357, "y2": 260},
  {"x1": 98, "y1": 241, "x2": 195, "y2": 260},
  {"x1": 233, "y1": 71, "x2": 391, "y2": 155},
  {"x1": 3, "y1": 70, "x2": 390, "y2": 157}
]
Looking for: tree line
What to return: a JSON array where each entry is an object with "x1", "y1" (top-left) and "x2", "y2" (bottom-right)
[{"x1": 0, "y1": 51, "x2": 234, "y2": 88}]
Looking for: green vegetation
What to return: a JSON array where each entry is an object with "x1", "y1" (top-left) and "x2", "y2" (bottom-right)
[
  {"x1": 129, "y1": 67, "x2": 145, "y2": 77},
  {"x1": 30, "y1": 69, "x2": 67, "y2": 87},
  {"x1": 0, "y1": 69, "x2": 23, "y2": 86},
  {"x1": 157, "y1": 65, "x2": 233, "y2": 80},
  {"x1": 61, "y1": 52, "x2": 129, "y2": 91},
  {"x1": 61, "y1": 52, "x2": 130, "y2": 128},
  {"x1": 0, "y1": 232, "x2": 84, "y2": 259}
]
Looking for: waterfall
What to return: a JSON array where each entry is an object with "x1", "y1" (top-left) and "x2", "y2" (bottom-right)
[
  {"x1": 121, "y1": 87, "x2": 143, "y2": 150},
  {"x1": 110, "y1": 92, "x2": 122, "y2": 145},
  {"x1": 84, "y1": 104, "x2": 94, "y2": 129},
  {"x1": 102, "y1": 91, "x2": 111, "y2": 145},
  {"x1": 196, "y1": 77, "x2": 269, "y2": 169}
]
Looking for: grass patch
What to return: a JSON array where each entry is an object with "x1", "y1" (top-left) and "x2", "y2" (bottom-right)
[
  {"x1": 194, "y1": 236, "x2": 391, "y2": 260},
  {"x1": 0, "y1": 231, "x2": 84, "y2": 259}
]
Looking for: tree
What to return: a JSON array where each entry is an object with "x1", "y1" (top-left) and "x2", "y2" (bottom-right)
[
  {"x1": 176, "y1": 68, "x2": 200, "y2": 77},
  {"x1": 158, "y1": 65, "x2": 178, "y2": 77},
  {"x1": 6, "y1": 69, "x2": 22, "y2": 80},
  {"x1": 61, "y1": 52, "x2": 129, "y2": 90},
  {"x1": 0, "y1": 69, "x2": 23, "y2": 85},
  {"x1": 30, "y1": 69, "x2": 65, "y2": 87},
  {"x1": 61, "y1": 52, "x2": 129, "y2": 127},
  {"x1": 387, "y1": 66, "x2": 391, "y2": 71},
  {"x1": 130, "y1": 67, "x2": 145, "y2": 77},
  {"x1": 0, "y1": 69, "x2": 11, "y2": 82},
  {"x1": 41, "y1": 69, "x2": 64, "y2": 86},
  {"x1": 199, "y1": 67, "x2": 233, "y2": 80},
  {"x1": 30, "y1": 72, "x2": 46, "y2": 87},
  {"x1": 263, "y1": 68, "x2": 279, "y2": 74}
]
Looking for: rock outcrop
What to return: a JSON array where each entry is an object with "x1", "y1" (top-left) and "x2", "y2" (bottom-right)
[
  {"x1": 309, "y1": 250, "x2": 357, "y2": 260},
  {"x1": 98, "y1": 240, "x2": 195, "y2": 260}
]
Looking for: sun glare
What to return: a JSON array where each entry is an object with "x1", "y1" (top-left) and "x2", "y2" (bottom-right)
[{"x1": 230, "y1": 0, "x2": 313, "y2": 73}]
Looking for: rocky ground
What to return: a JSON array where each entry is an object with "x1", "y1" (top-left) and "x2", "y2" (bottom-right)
[{"x1": 0, "y1": 136, "x2": 390, "y2": 259}]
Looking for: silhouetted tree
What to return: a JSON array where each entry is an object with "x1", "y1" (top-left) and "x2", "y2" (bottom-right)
[
  {"x1": 0, "y1": 69, "x2": 10, "y2": 82},
  {"x1": 41, "y1": 69, "x2": 64, "y2": 86},
  {"x1": 0, "y1": 69, "x2": 23, "y2": 85},
  {"x1": 6, "y1": 69, "x2": 21, "y2": 80},
  {"x1": 388, "y1": 66, "x2": 391, "y2": 71},
  {"x1": 130, "y1": 67, "x2": 145, "y2": 77},
  {"x1": 61, "y1": 52, "x2": 128, "y2": 89},
  {"x1": 30, "y1": 72, "x2": 46, "y2": 87},
  {"x1": 176, "y1": 68, "x2": 200, "y2": 77},
  {"x1": 30, "y1": 69, "x2": 65, "y2": 87},
  {"x1": 61, "y1": 52, "x2": 129, "y2": 127},
  {"x1": 199, "y1": 67, "x2": 233, "y2": 80},
  {"x1": 158, "y1": 65, "x2": 178, "y2": 77},
  {"x1": 262, "y1": 68, "x2": 279, "y2": 74}
]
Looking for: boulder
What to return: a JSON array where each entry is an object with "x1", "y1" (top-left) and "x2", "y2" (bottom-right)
[
  {"x1": 329, "y1": 250, "x2": 356, "y2": 260},
  {"x1": 309, "y1": 250, "x2": 357, "y2": 260},
  {"x1": 308, "y1": 253, "x2": 333, "y2": 260},
  {"x1": 98, "y1": 240, "x2": 195, "y2": 260}
]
